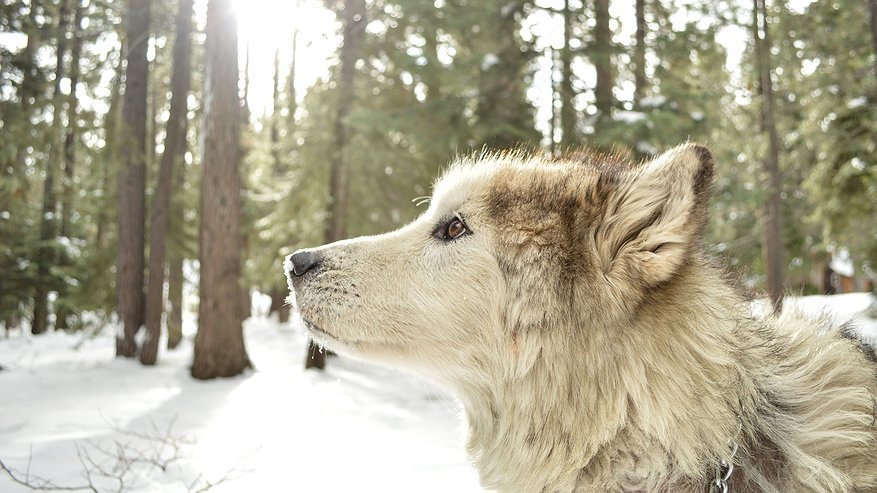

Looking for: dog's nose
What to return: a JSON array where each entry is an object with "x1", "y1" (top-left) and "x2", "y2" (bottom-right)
[{"x1": 288, "y1": 249, "x2": 321, "y2": 277}]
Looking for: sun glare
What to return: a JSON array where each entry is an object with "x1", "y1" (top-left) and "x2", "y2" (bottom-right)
[{"x1": 230, "y1": 0, "x2": 339, "y2": 117}]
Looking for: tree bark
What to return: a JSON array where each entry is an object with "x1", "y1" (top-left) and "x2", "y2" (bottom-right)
[
  {"x1": 269, "y1": 287, "x2": 290, "y2": 323},
  {"x1": 753, "y1": 0, "x2": 784, "y2": 311},
  {"x1": 324, "y1": 0, "x2": 365, "y2": 244},
  {"x1": 166, "y1": 128, "x2": 186, "y2": 351},
  {"x1": 869, "y1": 0, "x2": 877, "y2": 86},
  {"x1": 15, "y1": 0, "x2": 42, "y2": 180},
  {"x1": 271, "y1": 46, "x2": 282, "y2": 175},
  {"x1": 55, "y1": 0, "x2": 86, "y2": 332},
  {"x1": 550, "y1": 47, "x2": 558, "y2": 155},
  {"x1": 96, "y1": 40, "x2": 126, "y2": 249},
  {"x1": 116, "y1": 0, "x2": 151, "y2": 356},
  {"x1": 166, "y1": 252, "x2": 184, "y2": 349},
  {"x1": 559, "y1": 0, "x2": 576, "y2": 146},
  {"x1": 141, "y1": 0, "x2": 193, "y2": 365},
  {"x1": 242, "y1": 41, "x2": 251, "y2": 125},
  {"x1": 33, "y1": 0, "x2": 71, "y2": 335},
  {"x1": 309, "y1": 0, "x2": 366, "y2": 370},
  {"x1": 287, "y1": 25, "x2": 298, "y2": 131},
  {"x1": 60, "y1": 0, "x2": 84, "y2": 241},
  {"x1": 634, "y1": 0, "x2": 647, "y2": 105},
  {"x1": 192, "y1": 0, "x2": 250, "y2": 379},
  {"x1": 593, "y1": 0, "x2": 614, "y2": 118}
]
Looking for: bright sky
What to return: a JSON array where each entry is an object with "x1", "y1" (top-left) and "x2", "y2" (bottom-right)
[{"x1": 231, "y1": 0, "x2": 339, "y2": 118}]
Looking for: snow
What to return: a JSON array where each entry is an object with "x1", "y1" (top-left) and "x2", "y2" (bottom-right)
[
  {"x1": 639, "y1": 95, "x2": 667, "y2": 108},
  {"x1": 480, "y1": 53, "x2": 500, "y2": 71},
  {"x1": 0, "y1": 316, "x2": 481, "y2": 492},
  {"x1": 636, "y1": 141, "x2": 659, "y2": 155},
  {"x1": 1, "y1": 294, "x2": 875, "y2": 492},
  {"x1": 612, "y1": 110, "x2": 647, "y2": 124},
  {"x1": 847, "y1": 96, "x2": 868, "y2": 109},
  {"x1": 829, "y1": 248, "x2": 855, "y2": 278}
]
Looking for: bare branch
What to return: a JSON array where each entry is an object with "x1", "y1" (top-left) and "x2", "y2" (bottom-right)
[
  {"x1": 2, "y1": 416, "x2": 248, "y2": 493},
  {"x1": 0, "y1": 457, "x2": 98, "y2": 492}
]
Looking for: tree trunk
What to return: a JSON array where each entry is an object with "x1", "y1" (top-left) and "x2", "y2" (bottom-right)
[
  {"x1": 166, "y1": 134, "x2": 186, "y2": 352},
  {"x1": 242, "y1": 41, "x2": 251, "y2": 125},
  {"x1": 287, "y1": 25, "x2": 298, "y2": 131},
  {"x1": 96, "y1": 40, "x2": 126, "y2": 249},
  {"x1": 324, "y1": 0, "x2": 364, "y2": 245},
  {"x1": 33, "y1": 0, "x2": 71, "y2": 335},
  {"x1": 550, "y1": 47, "x2": 558, "y2": 155},
  {"x1": 269, "y1": 287, "x2": 290, "y2": 323},
  {"x1": 593, "y1": 0, "x2": 614, "y2": 119},
  {"x1": 116, "y1": 0, "x2": 151, "y2": 356},
  {"x1": 869, "y1": 0, "x2": 877, "y2": 86},
  {"x1": 141, "y1": 0, "x2": 193, "y2": 365},
  {"x1": 15, "y1": 0, "x2": 42, "y2": 180},
  {"x1": 559, "y1": 0, "x2": 576, "y2": 146},
  {"x1": 60, "y1": 0, "x2": 84, "y2": 241},
  {"x1": 55, "y1": 0, "x2": 86, "y2": 332},
  {"x1": 166, "y1": 252, "x2": 184, "y2": 349},
  {"x1": 271, "y1": 46, "x2": 282, "y2": 175},
  {"x1": 309, "y1": 0, "x2": 366, "y2": 370},
  {"x1": 192, "y1": 0, "x2": 250, "y2": 379},
  {"x1": 634, "y1": 0, "x2": 647, "y2": 105},
  {"x1": 753, "y1": 0, "x2": 784, "y2": 311}
]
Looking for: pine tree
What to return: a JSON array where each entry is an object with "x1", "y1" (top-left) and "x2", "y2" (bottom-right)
[
  {"x1": 116, "y1": 0, "x2": 151, "y2": 356},
  {"x1": 33, "y1": 0, "x2": 72, "y2": 335},
  {"x1": 753, "y1": 0, "x2": 785, "y2": 310},
  {"x1": 559, "y1": 0, "x2": 577, "y2": 146},
  {"x1": 141, "y1": 0, "x2": 193, "y2": 365},
  {"x1": 192, "y1": 0, "x2": 250, "y2": 379}
]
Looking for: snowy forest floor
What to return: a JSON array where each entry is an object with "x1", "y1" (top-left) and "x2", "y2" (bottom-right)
[{"x1": 1, "y1": 293, "x2": 876, "y2": 493}]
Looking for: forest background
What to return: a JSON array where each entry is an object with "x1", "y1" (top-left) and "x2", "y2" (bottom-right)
[{"x1": 1, "y1": 0, "x2": 876, "y2": 374}]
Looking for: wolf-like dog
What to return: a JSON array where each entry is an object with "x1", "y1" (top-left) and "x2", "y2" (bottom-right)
[{"x1": 285, "y1": 144, "x2": 877, "y2": 492}]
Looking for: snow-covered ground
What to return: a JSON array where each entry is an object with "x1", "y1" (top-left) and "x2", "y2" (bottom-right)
[
  {"x1": 1, "y1": 293, "x2": 875, "y2": 493},
  {"x1": 0, "y1": 315, "x2": 481, "y2": 492}
]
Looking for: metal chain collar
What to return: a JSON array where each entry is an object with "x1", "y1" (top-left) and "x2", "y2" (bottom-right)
[
  {"x1": 708, "y1": 420, "x2": 741, "y2": 493},
  {"x1": 709, "y1": 439, "x2": 738, "y2": 493}
]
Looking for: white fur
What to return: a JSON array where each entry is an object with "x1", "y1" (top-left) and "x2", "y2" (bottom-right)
[{"x1": 288, "y1": 144, "x2": 877, "y2": 492}]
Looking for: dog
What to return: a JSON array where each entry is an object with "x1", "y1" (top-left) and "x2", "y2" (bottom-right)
[{"x1": 286, "y1": 143, "x2": 877, "y2": 492}]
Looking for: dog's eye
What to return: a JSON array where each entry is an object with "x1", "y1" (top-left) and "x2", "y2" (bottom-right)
[
  {"x1": 433, "y1": 216, "x2": 470, "y2": 241},
  {"x1": 447, "y1": 219, "x2": 467, "y2": 239}
]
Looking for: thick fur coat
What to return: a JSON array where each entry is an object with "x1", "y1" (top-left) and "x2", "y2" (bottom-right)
[{"x1": 286, "y1": 144, "x2": 877, "y2": 492}]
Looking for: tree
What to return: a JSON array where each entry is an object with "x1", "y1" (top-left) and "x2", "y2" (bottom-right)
[
  {"x1": 192, "y1": 0, "x2": 250, "y2": 379},
  {"x1": 753, "y1": 0, "x2": 785, "y2": 310},
  {"x1": 558, "y1": 0, "x2": 578, "y2": 147},
  {"x1": 870, "y1": 0, "x2": 877, "y2": 84},
  {"x1": 55, "y1": 0, "x2": 86, "y2": 331},
  {"x1": 634, "y1": 0, "x2": 647, "y2": 104},
  {"x1": 33, "y1": 0, "x2": 71, "y2": 334},
  {"x1": 116, "y1": 0, "x2": 151, "y2": 356},
  {"x1": 472, "y1": 0, "x2": 539, "y2": 149},
  {"x1": 306, "y1": 0, "x2": 367, "y2": 370},
  {"x1": 141, "y1": 0, "x2": 193, "y2": 365},
  {"x1": 593, "y1": 0, "x2": 614, "y2": 121}
]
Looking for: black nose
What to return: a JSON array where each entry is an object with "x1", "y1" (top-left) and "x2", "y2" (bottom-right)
[{"x1": 288, "y1": 249, "x2": 321, "y2": 277}]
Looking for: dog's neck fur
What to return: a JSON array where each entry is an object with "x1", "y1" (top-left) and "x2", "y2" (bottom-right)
[{"x1": 456, "y1": 259, "x2": 751, "y2": 493}]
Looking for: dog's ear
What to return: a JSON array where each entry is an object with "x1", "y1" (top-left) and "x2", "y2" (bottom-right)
[{"x1": 594, "y1": 143, "x2": 714, "y2": 286}]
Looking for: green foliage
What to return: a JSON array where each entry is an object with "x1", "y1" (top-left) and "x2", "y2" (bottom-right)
[{"x1": 2, "y1": 0, "x2": 876, "y2": 331}]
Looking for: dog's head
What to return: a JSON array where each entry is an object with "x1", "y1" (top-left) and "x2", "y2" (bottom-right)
[{"x1": 286, "y1": 143, "x2": 714, "y2": 382}]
